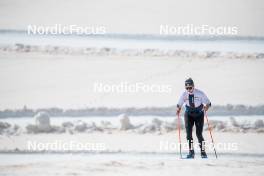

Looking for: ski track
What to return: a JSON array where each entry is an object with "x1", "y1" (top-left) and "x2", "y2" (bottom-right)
[{"x1": 0, "y1": 153, "x2": 263, "y2": 176}]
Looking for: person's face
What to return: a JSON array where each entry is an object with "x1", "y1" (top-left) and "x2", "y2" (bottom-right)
[{"x1": 185, "y1": 86, "x2": 194, "y2": 93}]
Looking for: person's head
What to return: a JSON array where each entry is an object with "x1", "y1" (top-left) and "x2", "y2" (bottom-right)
[{"x1": 185, "y1": 78, "x2": 194, "y2": 93}]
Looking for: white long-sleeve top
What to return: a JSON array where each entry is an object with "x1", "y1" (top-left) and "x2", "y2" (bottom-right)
[{"x1": 177, "y1": 88, "x2": 211, "y2": 108}]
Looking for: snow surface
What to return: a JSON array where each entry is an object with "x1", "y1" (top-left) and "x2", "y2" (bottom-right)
[
  {"x1": 1, "y1": 115, "x2": 264, "y2": 176},
  {"x1": 0, "y1": 153, "x2": 263, "y2": 176},
  {"x1": 0, "y1": 0, "x2": 264, "y2": 36},
  {"x1": 0, "y1": 52, "x2": 264, "y2": 109},
  {"x1": 0, "y1": 132, "x2": 264, "y2": 176}
]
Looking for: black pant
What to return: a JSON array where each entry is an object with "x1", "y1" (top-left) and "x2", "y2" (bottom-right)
[{"x1": 184, "y1": 111, "x2": 205, "y2": 151}]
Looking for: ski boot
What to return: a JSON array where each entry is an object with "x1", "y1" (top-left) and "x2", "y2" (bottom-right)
[
  {"x1": 186, "y1": 150, "x2": 195, "y2": 159},
  {"x1": 201, "y1": 150, "x2": 208, "y2": 159}
]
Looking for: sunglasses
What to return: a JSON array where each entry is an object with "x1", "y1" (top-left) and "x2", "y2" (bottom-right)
[{"x1": 186, "y1": 87, "x2": 193, "y2": 90}]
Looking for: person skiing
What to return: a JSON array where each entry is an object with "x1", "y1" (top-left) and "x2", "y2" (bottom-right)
[{"x1": 176, "y1": 78, "x2": 211, "y2": 159}]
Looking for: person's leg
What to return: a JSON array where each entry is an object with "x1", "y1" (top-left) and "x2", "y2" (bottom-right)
[
  {"x1": 194, "y1": 111, "x2": 205, "y2": 151},
  {"x1": 184, "y1": 112, "x2": 194, "y2": 151}
]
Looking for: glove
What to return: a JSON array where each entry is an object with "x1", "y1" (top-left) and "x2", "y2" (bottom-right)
[
  {"x1": 204, "y1": 104, "x2": 210, "y2": 112},
  {"x1": 176, "y1": 106, "x2": 181, "y2": 115}
]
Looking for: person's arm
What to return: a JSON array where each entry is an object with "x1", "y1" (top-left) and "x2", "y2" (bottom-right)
[
  {"x1": 201, "y1": 91, "x2": 211, "y2": 111},
  {"x1": 176, "y1": 92, "x2": 185, "y2": 115}
]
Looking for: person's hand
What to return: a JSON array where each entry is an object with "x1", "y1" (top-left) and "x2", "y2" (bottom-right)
[
  {"x1": 204, "y1": 104, "x2": 210, "y2": 112},
  {"x1": 176, "y1": 107, "x2": 181, "y2": 116}
]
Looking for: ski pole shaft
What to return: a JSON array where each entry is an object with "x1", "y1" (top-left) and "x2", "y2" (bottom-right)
[
  {"x1": 177, "y1": 113, "x2": 182, "y2": 159},
  {"x1": 205, "y1": 111, "x2": 218, "y2": 159}
]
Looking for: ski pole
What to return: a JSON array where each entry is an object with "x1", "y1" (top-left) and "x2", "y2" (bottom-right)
[
  {"x1": 177, "y1": 112, "x2": 182, "y2": 159},
  {"x1": 205, "y1": 111, "x2": 218, "y2": 159}
]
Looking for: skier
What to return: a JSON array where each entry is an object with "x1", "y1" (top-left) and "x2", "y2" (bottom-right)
[{"x1": 176, "y1": 78, "x2": 211, "y2": 158}]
